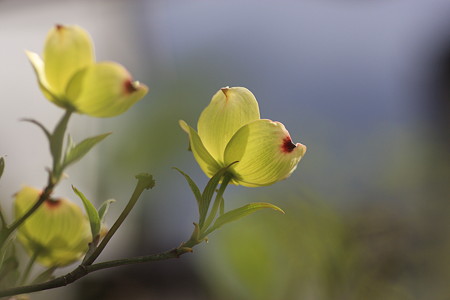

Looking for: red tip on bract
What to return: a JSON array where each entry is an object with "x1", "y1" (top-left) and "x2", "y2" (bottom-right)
[
  {"x1": 45, "y1": 198, "x2": 62, "y2": 209},
  {"x1": 221, "y1": 87, "x2": 230, "y2": 97},
  {"x1": 123, "y1": 79, "x2": 138, "y2": 94},
  {"x1": 281, "y1": 136, "x2": 297, "y2": 153}
]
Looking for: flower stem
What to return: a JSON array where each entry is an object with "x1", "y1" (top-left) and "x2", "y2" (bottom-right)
[
  {"x1": 82, "y1": 173, "x2": 155, "y2": 266},
  {"x1": 19, "y1": 249, "x2": 40, "y2": 285},
  {"x1": 0, "y1": 203, "x2": 7, "y2": 229},
  {"x1": 201, "y1": 172, "x2": 232, "y2": 232}
]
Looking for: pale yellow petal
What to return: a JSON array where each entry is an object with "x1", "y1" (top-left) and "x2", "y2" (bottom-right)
[
  {"x1": 198, "y1": 87, "x2": 260, "y2": 163},
  {"x1": 43, "y1": 24, "x2": 94, "y2": 97},
  {"x1": 224, "y1": 119, "x2": 306, "y2": 187},
  {"x1": 66, "y1": 62, "x2": 148, "y2": 117},
  {"x1": 14, "y1": 186, "x2": 90, "y2": 267},
  {"x1": 25, "y1": 50, "x2": 63, "y2": 106}
]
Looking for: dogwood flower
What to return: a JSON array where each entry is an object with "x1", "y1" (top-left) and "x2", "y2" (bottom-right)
[
  {"x1": 14, "y1": 186, "x2": 90, "y2": 267},
  {"x1": 26, "y1": 24, "x2": 148, "y2": 117},
  {"x1": 180, "y1": 87, "x2": 306, "y2": 187}
]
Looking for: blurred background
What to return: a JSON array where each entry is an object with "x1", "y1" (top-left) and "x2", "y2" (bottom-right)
[{"x1": 1, "y1": 0, "x2": 449, "y2": 299}]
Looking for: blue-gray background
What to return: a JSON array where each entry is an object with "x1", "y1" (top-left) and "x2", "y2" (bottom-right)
[{"x1": 1, "y1": 0, "x2": 449, "y2": 299}]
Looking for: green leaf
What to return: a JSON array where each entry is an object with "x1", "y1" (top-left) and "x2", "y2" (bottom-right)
[
  {"x1": 199, "y1": 163, "x2": 236, "y2": 227},
  {"x1": 63, "y1": 132, "x2": 111, "y2": 168},
  {"x1": 50, "y1": 110, "x2": 72, "y2": 178},
  {"x1": 22, "y1": 118, "x2": 51, "y2": 141},
  {"x1": 97, "y1": 199, "x2": 115, "y2": 222},
  {"x1": 72, "y1": 186, "x2": 100, "y2": 239},
  {"x1": 204, "y1": 202, "x2": 284, "y2": 236},
  {"x1": 0, "y1": 237, "x2": 19, "y2": 289},
  {"x1": 66, "y1": 134, "x2": 75, "y2": 153},
  {"x1": 0, "y1": 235, "x2": 16, "y2": 272},
  {"x1": 173, "y1": 168, "x2": 202, "y2": 211},
  {"x1": 0, "y1": 157, "x2": 4, "y2": 180}
]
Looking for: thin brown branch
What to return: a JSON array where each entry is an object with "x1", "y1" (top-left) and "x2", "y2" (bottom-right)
[{"x1": 0, "y1": 245, "x2": 193, "y2": 298}]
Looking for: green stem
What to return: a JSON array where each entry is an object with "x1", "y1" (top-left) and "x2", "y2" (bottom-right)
[
  {"x1": 201, "y1": 173, "x2": 232, "y2": 232},
  {"x1": 0, "y1": 203, "x2": 7, "y2": 229},
  {"x1": 19, "y1": 249, "x2": 39, "y2": 285},
  {"x1": 82, "y1": 173, "x2": 155, "y2": 266}
]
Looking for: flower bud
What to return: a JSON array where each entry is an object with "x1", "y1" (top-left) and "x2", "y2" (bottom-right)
[{"x1": 14, "y1": 186, "x2": 90, "y2": 267}]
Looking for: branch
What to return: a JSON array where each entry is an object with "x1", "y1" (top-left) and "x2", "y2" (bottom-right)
[
  {"x1": 0, "y1": 245, "x2": 194, "y2": 297},
  {"x1": 82, "y1": 173, "x2": 155, "y2": 266}
]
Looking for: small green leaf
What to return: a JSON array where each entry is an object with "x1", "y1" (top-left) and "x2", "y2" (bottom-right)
[
  {"x1": 205, "y1": 202, "x2": 284, "y2": 236},
  {"x1": 63, "y1": 132, "x2": 111, "y2": 168},
  {"x1": 0, "y1": 258, "x2": 19, "y2": 289},
  {"x1": 66, "y1": 134, "x2": 75, "y2": 153},
  {"x1": 22, "y1": 118, "x2": 51, "y2": 141},
  {"x1": 0, "y1": 157, "x2": 4, "y2": 180},
  {"x1": 72, "y1": 186, "x2": 100, "y2": 239},
  {"x1": 0, "y1": 235, "x2": 16, "y2": 271},
  {"x1": 51, "y1": 110, "x2": 72, "y2": 169},
  {"x1": 97, "y1": 199, "x2": 115, "y2": 222},
  {"x1": 49, "y1": 110, "x2": 73, "y2": 182},
  {"x1": 173, "y1": 168, "x2": 202, "y2": 210},
  {"x1": 0, "y1": 237, "x2": 19, "y2": 289}
]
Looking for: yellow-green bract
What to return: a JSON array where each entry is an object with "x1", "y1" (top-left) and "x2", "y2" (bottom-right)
[
  {"x1": 180, "y1": 87, "x2": 306, "y2": 187},
  {"x1": 14, "y1": 186, "x2": 90, "y2": 267},
  {"x1": 26, "y1": 24, "x2": 148, "y2": 117}
]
